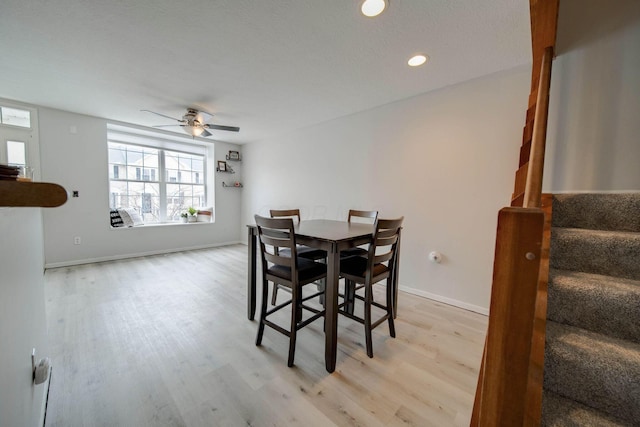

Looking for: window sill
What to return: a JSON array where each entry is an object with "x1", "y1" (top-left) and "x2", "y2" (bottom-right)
[{"x1": 110, "y1": 221, "x2": 214, "y2": 229}]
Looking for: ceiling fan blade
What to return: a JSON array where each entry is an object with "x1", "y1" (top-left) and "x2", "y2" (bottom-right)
[
  {"x1": 141, "y1": 109, "x2": 182, "y2": 122},
  {"x1": 204, "y1": 124, "x2": 240, "y2": 132},
  {"x1": 153, "y1": 124, "x2": 182, "y2": 128},
  {"x1": 200, "y1": 129, "x2": 212, "y2": 137},
  {"x1": 194, "y1": 110, "x2": 215, "y2": 124}
]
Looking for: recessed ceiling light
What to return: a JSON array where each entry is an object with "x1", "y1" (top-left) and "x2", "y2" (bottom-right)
[
  {"x1": 361, "y1": 0, "x2": 387, "y2": 17},
  {"x1": 408, "y1": 54, "x2": 428, "y2": 67}
]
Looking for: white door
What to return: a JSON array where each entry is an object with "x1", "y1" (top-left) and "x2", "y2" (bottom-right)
[{"x1": 0, "y1": 103, "x2": 40, "y2": 179}]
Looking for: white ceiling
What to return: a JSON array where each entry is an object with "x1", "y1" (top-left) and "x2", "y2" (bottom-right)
[{"x1": 0, "y1": 0, "x2": 531, "y2": 144}]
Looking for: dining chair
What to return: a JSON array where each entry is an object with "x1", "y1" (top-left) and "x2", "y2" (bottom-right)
[
  {"x1": 269, "y1": 209, "x2": 327, "y2": 305},
  {"x1": 254, "y1": 215, "x2": 326, "y2": 367},
  {"x1": 340, "y1": 209, "x2": 378, "y2": 258},
  {"x1": 339, "y1": 217, "x2": 404, "y2": 358}
]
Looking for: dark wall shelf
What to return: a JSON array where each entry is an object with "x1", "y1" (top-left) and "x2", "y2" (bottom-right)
[{"x1": 222, "y1": 182, "x2": 243, "y2": 188}]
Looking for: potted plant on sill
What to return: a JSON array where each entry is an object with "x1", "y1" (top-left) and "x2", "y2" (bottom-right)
[
  {"x1": 180, "y1": 212, "x2": 188, "y2": 223},
  {"x1": 187, "y1": 206, "x2": 198, "y2": 223}
]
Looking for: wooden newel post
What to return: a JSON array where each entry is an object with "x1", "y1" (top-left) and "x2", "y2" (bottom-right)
[{"x1": 473, "y1": 207, "x2": 544, "y2": 426}]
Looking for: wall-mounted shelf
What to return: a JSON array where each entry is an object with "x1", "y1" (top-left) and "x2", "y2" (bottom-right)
[
  {"x1": 222, "y1": 182, "x2": 243, "y2": 188},
  {"x1": 0, "y1": 181, "x2": 68, "y2": 207},
  {"x1": 226, "y1": 151, "x2": 242, "y2": 161},
  {"x1": 216, "y1": 168, "x2": 235, "y2": 174}
]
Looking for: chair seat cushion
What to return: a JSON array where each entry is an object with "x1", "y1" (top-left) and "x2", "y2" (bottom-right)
[
  {"x1": 268, "y1": 258, "x2": 327, "y2": 282},
  {"x1": 280, "y1": 245, "x2": 327, "y2": 260},
  {"x1": 340, "y1": 256, "x2": 389, "y2": 279},
  {"x1": 340, "y1": 247, "x2": 368, "y2": 258}
]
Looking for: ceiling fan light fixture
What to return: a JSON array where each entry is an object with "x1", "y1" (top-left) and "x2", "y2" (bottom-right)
[
  {"x1": 361, "y1": 0, "x2": 387, "y2": 17},
  {"x1": 187, "y1": 125, "x2": 205, "y2": 137}
]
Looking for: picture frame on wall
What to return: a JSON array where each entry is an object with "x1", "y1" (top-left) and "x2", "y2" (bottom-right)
[
  {"x1": 217, "y1": 160, "x2": 227, "y2": 172},
  {"x1": 228, "y1": 150, "x2": 240, "y2": 160}
]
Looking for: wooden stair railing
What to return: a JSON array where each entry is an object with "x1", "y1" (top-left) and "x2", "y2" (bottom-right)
[
  {"x1": 0, "y1": 180, "x2": 67, "y2": 207},
  {"x1": 471, "y1": 0, "x2": 558, "y2": 425}
]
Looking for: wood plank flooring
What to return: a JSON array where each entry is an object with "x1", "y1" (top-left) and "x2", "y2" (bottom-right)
[{"x1": 44, "y1": 244, "x2": 487, "y2": 426}]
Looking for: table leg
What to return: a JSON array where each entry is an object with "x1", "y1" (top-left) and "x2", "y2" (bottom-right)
[
  {"x1": 325, "y1": 242, "x2": 339, "y2": 373},
  {"x1": 247, "y1": 227, "x2": 257, "y2": 320}
]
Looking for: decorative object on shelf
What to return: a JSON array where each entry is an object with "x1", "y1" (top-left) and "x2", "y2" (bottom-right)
[
  {"x1": 227, "y1": 150, "x2": 241, "y2": 161},
  {"x1": 197, "y1": 207, "x2": 213, "y2": 222},
  {"x1": 217, "y1": 160, "x2": 227, "y2": 172},
  {"x1": 0, "y1": 164, "x2": 20, "y2": 181},
  {"x1": 222, "y1": 182, "x2": 243, "y2": 188},
  {"x1": 18, "y1": 166, "x2": 34, "y2": 182},
  {"x1": 187, "y1": 206, "x2": 198, "y2": 222},
  {"x1": 180, "y1": 212, "x2": 188, "y2": 223}
]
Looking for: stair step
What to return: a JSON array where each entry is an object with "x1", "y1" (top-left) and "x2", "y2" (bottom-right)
[
  {"x1": 552, "y1": 193, "x2": 640, "y2": 232},
  {"x1": 544, "y1": 321, "x2": 640, "y2": 424},
  {"x1": 550, "y1": 228, "x2": 640, "y2": 281},
  {"x1": 542, "y1": 390, "x2": 630, "y2": 427},
  {"x1": 548, "y1": 269, "x2": 640, "y2": 343}
]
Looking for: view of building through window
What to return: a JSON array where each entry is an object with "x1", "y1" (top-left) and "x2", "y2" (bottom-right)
[{"x1": 108, "y1": 142, "x2": 206, "y2": 223}]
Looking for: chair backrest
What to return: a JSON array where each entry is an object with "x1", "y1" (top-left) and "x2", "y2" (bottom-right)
[
  {"x1": 270, "y1": 209, "x2": 301, "y2": 223},
  {"x1": 348, "y1": 209, "x2": 378, "y2": 223},
  {"x1": 255, "y1": 214, "x2": 298, "y2": 281},
  {"x1": 367, "y1": 217, "x2": 404, "y2": 270}
]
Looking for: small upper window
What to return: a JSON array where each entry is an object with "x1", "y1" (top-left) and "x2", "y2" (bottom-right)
[{"x1": 1, "y1": 106, "x2": 31, "y2": 128}]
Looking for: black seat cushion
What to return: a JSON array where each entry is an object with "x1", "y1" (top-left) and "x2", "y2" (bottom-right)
[
  {"x1": 340, "y1": 247, "x2": 368, "y2": 258},
  {"x1": 268, "y1": 258, "x2": 327, "y2": 282},
  {"x1": 280, "y1": 245, "x2": 327, "y2": 260},
  {"x1": 340, "y1": 256, "x2": 389, "y2": 279}
]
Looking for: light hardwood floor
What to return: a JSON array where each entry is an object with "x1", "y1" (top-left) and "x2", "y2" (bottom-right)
[{"x1": 44, "y1": 244, "x2": 487, "y2": 427}]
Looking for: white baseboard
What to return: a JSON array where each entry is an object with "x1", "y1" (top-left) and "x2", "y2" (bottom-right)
[
  {"x1": 400, "y1": 285, "x2": 489, "y2": 316},
  {"x1": 44, "y1": 241, "x2": 242, "y2": 269}
]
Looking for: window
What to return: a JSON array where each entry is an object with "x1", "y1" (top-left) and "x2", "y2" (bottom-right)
[
  {"x1": 0, "y1": 106, "x2": 31, "y2": 128},
  {"x1": 108, "y1": 141, "x2": 207, "y2": 223},
  {"x1": 7, "y1": 140, "x2": 26, "y2": 166}
]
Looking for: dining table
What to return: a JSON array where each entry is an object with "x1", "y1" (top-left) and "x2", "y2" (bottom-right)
[{"x1": 246, "y1": 219, "x2": 401, "y2": 373}]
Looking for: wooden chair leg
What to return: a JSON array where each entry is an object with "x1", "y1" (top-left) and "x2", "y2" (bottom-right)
[
  {"x1": 345, "y1": 279, "x2": 356, "y2": 315},
  {"x1": 256, "y1": 279, "x2": 269, "y2": 346},
  {"x1": 271, "y1": 284, "x2": 279, "y2": 305},
  {"x1": 364, "y1": 284, "x2": 373, "y2": 358},
  {"x1": 288, "y1": 287, "x2": 299, "y2": 367},
  {"x1": 386, "y1": 278, "x2": 396, "y2": 338}
]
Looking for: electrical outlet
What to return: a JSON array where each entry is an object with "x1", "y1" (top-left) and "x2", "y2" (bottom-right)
[{"x1": 74, "y1": 236, "x2": 81, "y2": 245}]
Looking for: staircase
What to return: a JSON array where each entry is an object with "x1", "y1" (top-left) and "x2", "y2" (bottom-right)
[{"x1": 542, "y1": 193, "x2": 640, "y2": 426}]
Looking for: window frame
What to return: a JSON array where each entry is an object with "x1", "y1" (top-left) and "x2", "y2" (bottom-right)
[{"x1": 107, "y1": 140, "x2": 209, "y2": 225}]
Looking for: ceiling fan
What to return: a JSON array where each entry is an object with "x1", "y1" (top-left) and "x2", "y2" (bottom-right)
[{"x1": 141, "y1": 108, "x2": 240, "y2": 137}]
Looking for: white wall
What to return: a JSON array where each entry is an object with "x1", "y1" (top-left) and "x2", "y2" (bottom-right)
[
  {"x1": 38, "y1": 107, "x2": 243, "y2": 267},
  {"x1": 544, "y1": 0, "x2": 640, "y2": 192},
  {"x1": 0, "y1": 208, "x2": 49, "y2": 427},
  {"x1": 241, "y1": 67, "x2": 531, "y2": 313}
]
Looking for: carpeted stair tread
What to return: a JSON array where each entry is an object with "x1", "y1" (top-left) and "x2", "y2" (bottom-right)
[
  {"x1": 550, "y1": 227, "x2": 640, "y2": 281},
  {"x1": 544, "y1": 321, "x2": 640, "y2": 424},
  {"x1": 548, "y1": 269, "x2": 640, "y2": 343},
  {"x1": 552, "y1": 193, "x2": 640, "y2": 232},
  {"x1": 541, "y1": 390, "x2": 632, "y2": 427}
]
